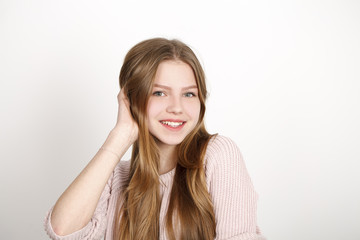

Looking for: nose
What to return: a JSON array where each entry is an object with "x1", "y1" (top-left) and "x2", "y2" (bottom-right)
[{"x1": 166, "y1": 95, "x2": 183, "y2": 114}]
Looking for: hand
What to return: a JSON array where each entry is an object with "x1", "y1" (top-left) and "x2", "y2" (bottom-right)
[{"x1": 112, "y1": 89, "x2": 139, "y2": 144}]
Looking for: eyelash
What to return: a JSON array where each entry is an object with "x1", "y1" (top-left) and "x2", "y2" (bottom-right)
[
  {"x1": 152, "y1": 91, "x2": 197, "y2": 97},
  {"x1": 153, "y1": 91, "x2": 165, "y2": 97},
  {"x1": 184, "y1": 92, "x2": 196, "y2": 97}
]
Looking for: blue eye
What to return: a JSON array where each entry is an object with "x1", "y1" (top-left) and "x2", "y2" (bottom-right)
[
  {"x1": 153, "y1": 91, "x2": 165, "y2": 97},
  {"x1": 184, "y1": 92, "x2": 196, "y2": 97}
]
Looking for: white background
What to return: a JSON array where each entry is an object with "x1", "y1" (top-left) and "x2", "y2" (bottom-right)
[{"x1": 1, "y1": 0, "x2": 359, "y2": 239}]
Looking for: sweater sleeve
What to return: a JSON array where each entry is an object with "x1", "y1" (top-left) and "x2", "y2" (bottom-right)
[
  {"x1": 205, "y1": 135, "x2": 266, "y2": 240},
  {"x1": 44, "y1": 171, "x2": 114, "y2": 240}
]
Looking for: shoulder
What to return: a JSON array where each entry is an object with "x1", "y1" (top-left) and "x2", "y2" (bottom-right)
[
  {"x1": 204, "y1": 135, "x2": 248, "y2": 183},
  {"x1": 206, "y1": 135, "x2": 241, "y2": 155},
  {"x1": 205, "y1": 135, "x2": 243, "y2": 165}
]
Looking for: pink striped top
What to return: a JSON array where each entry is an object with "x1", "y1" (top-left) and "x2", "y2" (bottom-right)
[{"x1": 44, "y1": 135, "x2": 265, "y2": 240}]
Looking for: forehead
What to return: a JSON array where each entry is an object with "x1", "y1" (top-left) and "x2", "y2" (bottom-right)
[{"x1": 153, "y1": 60, "x2": 197, "y2": 87}]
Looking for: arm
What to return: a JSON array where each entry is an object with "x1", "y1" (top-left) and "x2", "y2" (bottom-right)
[
  {"x1": 205, "y1": 136, "x2": 266, "y2": 240},
  {"x1": 48, "y1": 90, "x2": 138, "y2": 237},
  {"x1": 44, "y1": 166, "x2": 115, "y2": 240}
]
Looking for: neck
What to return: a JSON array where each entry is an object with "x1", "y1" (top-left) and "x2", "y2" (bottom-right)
[{"x1": 157, "y1": 142, "x2": 177, "y2": 175}]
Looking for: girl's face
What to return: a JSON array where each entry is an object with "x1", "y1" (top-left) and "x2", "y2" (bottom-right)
[{"x1": 147, "y1": 60, "x2": 201, "y2": 149}]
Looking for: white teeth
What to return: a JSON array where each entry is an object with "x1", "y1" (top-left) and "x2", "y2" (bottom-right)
[{"x1": 161, "y1": 121, "x2": 184, "y2": 127}]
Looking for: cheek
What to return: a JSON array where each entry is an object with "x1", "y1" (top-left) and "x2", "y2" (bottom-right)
[
  {"x1": 185, "y1": 101, "x2": 201, "y2": 120},
  {"x1": 147, "y1": 99, "x2": 164, "y2": 118}
]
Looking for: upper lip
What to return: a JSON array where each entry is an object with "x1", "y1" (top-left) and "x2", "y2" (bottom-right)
[{"x1": 160, "y1": 119, "x2": 186, "y2": 123}]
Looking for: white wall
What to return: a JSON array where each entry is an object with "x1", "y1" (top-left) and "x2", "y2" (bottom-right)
[{"x1": 1, "y1": 0, "x2": 359, "y2": 239}]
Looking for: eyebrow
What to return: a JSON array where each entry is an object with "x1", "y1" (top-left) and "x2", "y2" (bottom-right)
[{"x1": 153, "y1": 84, "x2": 198, "y2": 91}]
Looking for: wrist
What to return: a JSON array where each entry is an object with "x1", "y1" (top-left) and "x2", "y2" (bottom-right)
[
  {"x1": 99, "y1": 147, "x2": 121, "y2": 159},
  {"x1": 102, "y1": 128, "x2": 133, "y2": 158},
  {"x1": 112, "y1": 124, "x2": 138, "y2": 143}
]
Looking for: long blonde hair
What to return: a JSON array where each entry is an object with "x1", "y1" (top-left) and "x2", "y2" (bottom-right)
[{"x1": 113, "y1": 38, "x2": 216, "y2": 240}]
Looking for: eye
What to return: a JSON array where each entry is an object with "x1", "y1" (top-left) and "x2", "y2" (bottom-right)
[
  {"x1": 153, "y1": 91, "x2": 165, "y2": 97},
  {"x1": 184, "y1": 92, "x2": 196, "y2": 97}
]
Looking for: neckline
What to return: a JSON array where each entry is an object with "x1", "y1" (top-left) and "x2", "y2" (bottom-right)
[{"x1": 159, "y1": 167, "x2": 176, "y2": 187}]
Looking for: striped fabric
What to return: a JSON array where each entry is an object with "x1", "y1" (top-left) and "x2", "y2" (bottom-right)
[{"x1": 44, "y1": 135, "x2": 266, "y2": 240}]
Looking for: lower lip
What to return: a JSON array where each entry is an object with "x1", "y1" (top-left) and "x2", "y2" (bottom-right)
[{"x1": 160, "y1": 122, "x2": 186, "y2": 131}]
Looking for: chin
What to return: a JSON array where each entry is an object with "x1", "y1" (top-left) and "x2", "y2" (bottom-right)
[{"x1": 154, "y1": 134, "x2": 188, "y2": 147}]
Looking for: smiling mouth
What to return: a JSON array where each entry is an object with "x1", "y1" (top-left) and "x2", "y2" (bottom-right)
[{"x1": 160, "y1": 121, "x2": 185, "y2": 127}]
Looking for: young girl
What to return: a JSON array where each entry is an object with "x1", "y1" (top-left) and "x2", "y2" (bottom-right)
[{"x1": 44, "y1": 38, "x2": 265, "y2": 240}]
